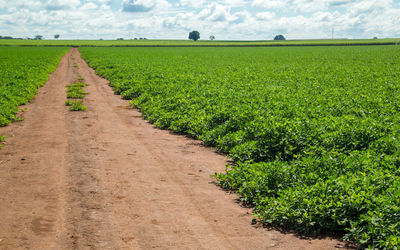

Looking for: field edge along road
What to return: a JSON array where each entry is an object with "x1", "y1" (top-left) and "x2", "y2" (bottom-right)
[{"x1": 0, "y1": 47, "x2": 344, "y2": 249}]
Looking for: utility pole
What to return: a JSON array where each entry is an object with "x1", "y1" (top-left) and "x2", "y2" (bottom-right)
[{"x1": 332, "y1": 28, "x2": 334, "y2": 40}]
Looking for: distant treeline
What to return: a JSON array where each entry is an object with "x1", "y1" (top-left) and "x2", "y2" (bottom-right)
[
  {"x1": 0, "y1": 36, "x2": 42, "y2": 40},
  {"x1": 0, "y1": 38, "x2": 399, "y2": 47},
  {"x1": 0, "y1": 36, "x2": 22, "y2": 40}
]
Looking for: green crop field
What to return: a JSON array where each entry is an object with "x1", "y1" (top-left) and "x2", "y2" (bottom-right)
[
  {"x1": 0, "y1": 38, "x2": 399, "y2": 47},
  {"x1": 80, "y1": 46, "x2": 400, "y2": 248},
  {"x1": 0, "y1": 47, "x2": 69, "y2": 127}
]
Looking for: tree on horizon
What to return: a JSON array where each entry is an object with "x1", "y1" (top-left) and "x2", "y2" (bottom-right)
[
  {"x1": 189, "y1": 31, "x2": 200, "y2": 41},
  {"x1": 274, "y1": 35, "x2": 286, "y2": 40}
]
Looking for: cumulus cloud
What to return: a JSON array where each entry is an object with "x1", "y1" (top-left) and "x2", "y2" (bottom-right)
[
  {"x1": 122, "y1": 0, "x2": 155, "y2": 12},
  {"x1": 231, "y1": 11, "x2": 251, "y2": 24},
  {"x1": 0, "y1": 0, "x2": 399, "y2": 40},
  {"x1": 178, "y1": 0, "x2": 205, "y2": 8},
  {"x1": 256, "y1": 11, "x2": 275, "y2": 20},
  {"x1": 4, "y1": 0, "x2": 44, "y2": 11},
  {"x1": 349, "y1": 0, "x2": 392, "y2": 16},
  {"x1": 162, "y1": 12, "x2": 195, "y2": 29},
  {"x1": 81, "y1": 2, "x2": 98, "y2": 10},
  {"x1": 219, "y1": 0, "x2": 248, "y2": 8},
  {"x1": 45, "y1": 0, "x2": 81, "y2": 11},
  {"x1": 328, "y1": 0, "x2": 353, "y2": 7},
  {"x1": 252, "y1": 0, "x2": 393, "y2": 14},
  {"x1": 87, "y1": 0, "x2": 112, "y2": 4},
  {"x1": 199, "y1": 2, "x2": 233, "y2": 22},
  {"x1": 252, "y1": 0, "x2": 285, "y2": 9},
  {"x1": 122, "y1": 0, "x2": 169, "y2": 12}
]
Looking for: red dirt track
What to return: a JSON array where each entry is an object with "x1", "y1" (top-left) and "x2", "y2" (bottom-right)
[{"x1": 0, "y1": 48, "x2": 345, "y2": 249}]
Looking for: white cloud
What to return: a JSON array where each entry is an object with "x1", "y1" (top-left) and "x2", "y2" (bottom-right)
[
  {"x1": 122, "y1": 0, "x2": 155, "y2": 12},
  {"x1": 81, "y1": 3, "x2": 98, "y2": 10},
  {"x1": 0, "y1": 0, "x2": 399, "y2": 40},
  {"x1": 328, "y1": 0, "x2": 352, "y2": 7},
  {"x1": 162, "y1": 12, "x2": 196, "y2": 29},
  {"x1": 199, "y1": 2, "x2": 233, "y2": 22},
  {"x1": 291, "y1": 0, "x2": 327, "y2": 13},
  {"x1": 256, "y1": 11, "x2": 275, "y2": 20},
  {"x1": 218, "y1": 0, "x2": 248, "y2": 7},
  {"x1": 231, "y1": 11, "x2": 250, "y2": 24},
  {"x1": 87, "y1": 0, "x2": 112, "y2": 4},
  {"x1": 251, "y1": 0, "x2": 388, "y2": 13},
  {"x1": 4, "y1": 0, "x2": 45, "y2": 11},
  {"x1": 122, "y1": 0, "x2": 169, "y2": 12},
  {"x1": 178, "y1": 0, "x2": 205, "y2": 8},
  {"x1": 252, "y1": 0, "x2": 285, "y2": 9},
  {"x1": 45, "y1": 0, "x2": 81, "y2": 11},
  {"x1": 348, "y1": 0, "x2": 392, "y2": 16}
]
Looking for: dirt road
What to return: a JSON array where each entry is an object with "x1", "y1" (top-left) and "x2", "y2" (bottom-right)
[{"x1": 0, "y1": 48, "x2": 344, "y2": 249}]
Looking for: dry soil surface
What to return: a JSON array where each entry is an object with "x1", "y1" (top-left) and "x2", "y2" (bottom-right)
[{"x1": 0, "y1": 48, "x2": 346, "y2": 249}]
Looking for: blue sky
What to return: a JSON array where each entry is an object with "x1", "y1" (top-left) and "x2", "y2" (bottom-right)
[{"x1": 0, "y1": 0, "x2": 399, "y2": 40}]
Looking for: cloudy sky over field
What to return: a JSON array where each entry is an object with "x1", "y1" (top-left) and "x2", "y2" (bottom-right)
[{"x1": 0, "y1": 0, "x2": 399, "y2": 40}]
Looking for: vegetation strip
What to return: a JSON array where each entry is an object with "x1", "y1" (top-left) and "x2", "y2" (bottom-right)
[
  {"x1": 65, "y1": 76, "x2": 88, "y2": 111},
  {"x1": 0, "y1": 135, "x2": 5, "y2": 148},
  {"x1": 0, "y1": 46, "x2": 69, "y2": 126},
  {"x1": 65, "y1": 100, "x2": 86, "y2": 111},
  {"x1": 80, "y1": 46, "x2": 400, "y2": 249}
]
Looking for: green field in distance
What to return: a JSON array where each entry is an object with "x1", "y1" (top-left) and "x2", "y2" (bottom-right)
[{"x1": 0, "y1": 38, "x2": 399, "y2": 47}]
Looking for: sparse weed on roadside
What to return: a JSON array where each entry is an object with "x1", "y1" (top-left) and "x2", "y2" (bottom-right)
[
  {"x1": 64, "y1": 100, "x2": 74, "y2": 106},
  {"x1": 66, "y1": 100, "x2": 87, "y2": 111},
  {"x1": 67, "y1": 82, "x2": 87, "y2": 89},
  {"x1": 66, "y1": 90, "x2": 86, "y2": 99},
  {"x1": 0, "y1": 135, "x2": 5, "y2": 148},
  {"x1": 66, "y1": 82, "x2": 89, "y2": 99},
  {"x1": 66, "y1": 79, "x2": 88, "y2": 111}
]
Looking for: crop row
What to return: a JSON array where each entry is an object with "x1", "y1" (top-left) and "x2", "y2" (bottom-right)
[
  {"x1": 0, "y1": 47, "x2": 69, "y2": 127},
  {"x1": 80, "y1": 46, "x2": 400, "y2": 248}
]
